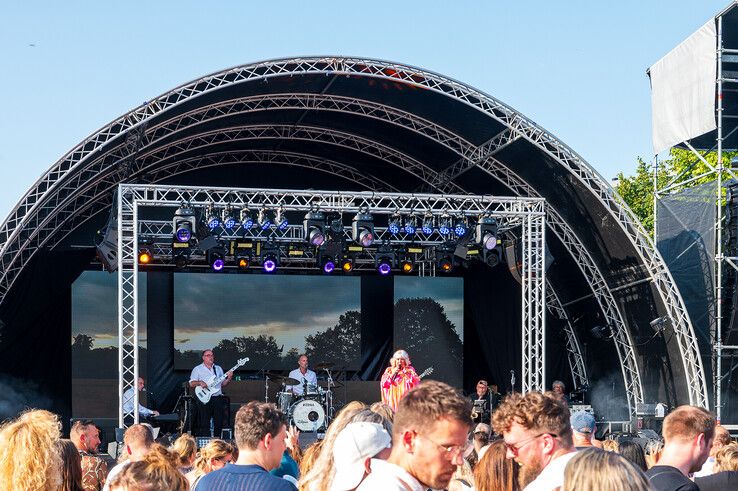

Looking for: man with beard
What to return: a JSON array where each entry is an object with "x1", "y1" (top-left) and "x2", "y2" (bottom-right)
[
  {"x1": 645, "y1": 405, "x2": 715, "y2": 491},
  {"x1": 357, "y1": 380, "x2": 473, "y2": 491},
  {"x1": 493, "y1": 391, "x2": 576, "y2": 491}
]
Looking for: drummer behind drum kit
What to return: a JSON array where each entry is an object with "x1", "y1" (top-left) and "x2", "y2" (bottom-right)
[{"x1": 265, "y1": 362, "x2": 338, "y2": 433}]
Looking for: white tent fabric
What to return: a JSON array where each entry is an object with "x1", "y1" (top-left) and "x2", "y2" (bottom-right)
[{"x1": 650, "y1": 19, "x2": 717, "y2": 155}]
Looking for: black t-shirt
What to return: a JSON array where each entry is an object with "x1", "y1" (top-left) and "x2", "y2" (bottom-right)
[
  {"x1": 645, "y1": 465, "x2": 698, "y2": 491},
  {"x1": 694, "y1": 470, "x2": 738, "y2": 491}
]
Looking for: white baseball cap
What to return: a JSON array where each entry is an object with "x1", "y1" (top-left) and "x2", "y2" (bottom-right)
[{"x1": 331, "y1": 422, "x2": 392, "y2": 491}]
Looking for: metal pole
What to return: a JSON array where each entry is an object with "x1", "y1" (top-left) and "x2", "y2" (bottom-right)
[{"x1": 717, "y1": 14, "x2": 724, "y2": 421}]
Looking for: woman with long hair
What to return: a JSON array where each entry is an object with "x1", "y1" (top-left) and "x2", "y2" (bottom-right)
[
  {"x1": 185, "y1": 439, "x2": 234, "y2": 489},
  {"x1": 170, "y1": 433, "x2": 197, "y2": 474},
  {"x1": 0, "y1": 409, "x2": 63, "y2": 491},
  {"x1": 473, "y1": 439, "x2": 520, "y2": 491},
  {"x1": 618, "y1": 440, "x2": 648, "y2": 472},
  {"x1": 57, "y1": 439, "x2": 84, "y2": 491},
  {"x1": 107, "y1": 444, "x2": 188, "y2": 491},
  {"x1": 563, "y1": 447, "x2": 651, "y2": 491}
]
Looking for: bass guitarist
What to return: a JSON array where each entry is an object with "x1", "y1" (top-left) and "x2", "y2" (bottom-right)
[{"x1": 189, "y1": 349, "x2": 232, "y2": 437}]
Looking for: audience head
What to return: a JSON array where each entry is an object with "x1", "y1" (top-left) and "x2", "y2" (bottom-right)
[
  {"x1": 492, "y1": 391, "x2": 572, "y2": 486},
  {"x1": 617, "y1": 440, "x2": 647, "y2": 472},
  {"x1": 108, "y1": 443, "x2": 188, "y2": 491},
  {"x1": 570, "y1": 411, "x2": 595, "y2": 445},
  {"x1": 124, "y1": 424, "x2": 154, "y2": 461},
  {"x1": 70, "y1": 418, "x2": 101, "y2": 453},
  {"x1": 644, "y1": 439, "x2": 663, "y2": 469},
  {"x1": 710, "y1": 425, "x2": 733, "y2": 457},
  {"x1": 551, "y1": 381, "x2": 565, "y2": 396},
  {"x1": 563, "y1": 447, "x2": 650, "y2": 491},
  {"x1": 194, "y1": 439, "x2": 234, "y2": 475},
  {"x1": 369, "y1": 402, "x2": 394, "y2": 424},
  {"x1": 714, "y1": 442, "x2": 738, "y2": 472},
  {"x1": 331, "y1": 422, "x2": 392, "y2": 491},
  {"x1": 602, "y1": 439, "x2": 619, "y2": 453},
  {"x1": 57, "y1": 439, "x2": 83, "y2": 491},
  {"x1": 448, "y1": 459, "x2": 474, "y2": 491},
  {"x1": 234, "y1": 401, "x2": 286, "y2": 470},
  {"x1": 661, "y1": 405, "x2": 716, "y2": 473},
  {"x1": 391, "y1": 380, "x2": 473, "y2": 490},
  {"x1": 473, "y1": 423, "x2": 491, "y2": 451},
  {"x1": 298, "y1": 440, "x2": 323, "y2": 478},
  {"x1": 0, "y1": 409, "x2": 63, "y2": 490},
  {"x1": 170, "y1": 433, "x2": 197, "y2": 468},
  {"x1": 473, "y1": 439, "x2": 520, "y2": 491},
  {"x1": 350, "y1": 408, "x2": 392, "y2": 435}
]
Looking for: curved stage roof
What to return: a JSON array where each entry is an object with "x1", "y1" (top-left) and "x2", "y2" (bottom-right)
[{"x1": 0, "y1": 56, "x2": 708, "y2": 417}]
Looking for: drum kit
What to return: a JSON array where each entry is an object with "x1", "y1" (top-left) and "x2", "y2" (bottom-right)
[{"x1": 264, "y1": 362, "x2": 339, "y2": 432}]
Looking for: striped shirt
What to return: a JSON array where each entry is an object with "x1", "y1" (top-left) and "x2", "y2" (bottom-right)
[{"x1": 195, "y1": 463, "x2": 296, "y2": 491}]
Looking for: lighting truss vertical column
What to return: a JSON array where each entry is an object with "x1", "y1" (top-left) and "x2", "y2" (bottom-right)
[
  {"x1": 521, "y1": 202, "x2": 546, "y2": 393},
  {"x1": 118, "y1": 186, "x2": 140, "y2": 428}
]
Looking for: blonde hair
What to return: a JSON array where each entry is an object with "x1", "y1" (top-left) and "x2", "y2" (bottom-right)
[
  {"x1": 192, "y1": 439, "x2": 234, "y2": 477},
  {"x1": 714, "y1": 442, "x2": 738, "y2": 472},
  {"x1": 108, "y1": 444, "x2": 188, "y2": 491},
  {"x1": 563, "y1": 448, "x2": 651, "y2": 491},
  {"x1": 0, "y1": 409, "x2": 63, "y2": 491},
  {"x1": 369, "y1": 402, "x2": 394, "y2": 424},
  {"x1": 298, "y1": 401, "x2": 367, "y2": 491},
  {"x1": 170, "y1": 433, "x2": 197, "y2": 468}
]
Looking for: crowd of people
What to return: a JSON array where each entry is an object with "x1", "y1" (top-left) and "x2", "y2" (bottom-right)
[{"x1": 1, "y1": 377, "x2": 737, "y2": 490}]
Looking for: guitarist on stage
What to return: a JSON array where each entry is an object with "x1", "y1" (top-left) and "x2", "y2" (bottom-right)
[
  {"x1": 189, "y1": 349, "x2": 232, "y2": 437},
  {"x1": 380, "y1": 349, "x2": 420, "y2": 412}
]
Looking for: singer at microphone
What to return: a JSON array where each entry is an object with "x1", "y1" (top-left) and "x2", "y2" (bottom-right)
[{"x1": 380, "y1": 349, "x2": 420, "y2": 412}]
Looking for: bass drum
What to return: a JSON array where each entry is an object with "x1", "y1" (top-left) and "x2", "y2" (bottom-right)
[{"x1": 289, "y1": 398, "x2": 326, "y2": 432}]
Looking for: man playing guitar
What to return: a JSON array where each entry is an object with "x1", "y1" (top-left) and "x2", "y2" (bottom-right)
[{"x1": 189, "y1": 349, "x2": 232, "y2": 437}]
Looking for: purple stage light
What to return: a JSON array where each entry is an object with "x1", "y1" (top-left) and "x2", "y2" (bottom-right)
[
  {"x1": 212, "y1": 258, "x2": 225, "y2": 271},
  {"x1": 323, "y1": 261, "x2": 335, "y2": 274},
  {"x1": 263, "y1": 259, "x2": 276, "y2": 273},
  {"x1": 176, "y1": 228, "x2": 191, "y2": 242},
  {"x1": 378, "y1": 262, "x2": 392, "y2": 275}
]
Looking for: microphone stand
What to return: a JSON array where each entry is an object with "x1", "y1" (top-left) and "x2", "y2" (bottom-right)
[{"x1": 510, "y1": 370, "x2": 516, "y2": 393}]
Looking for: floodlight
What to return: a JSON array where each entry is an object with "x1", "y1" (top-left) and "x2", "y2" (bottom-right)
[
  {"x1": 240, "y1": 209, "x2": 254, "y2": 229},
  {"x1": 377, "y1": 257, "x2": 392, "y2": 275},
  {"x1": 438, "y1": 256, "x2": 453, "y2": 273},
  {"x1": 262, "y1": 255, "x2": 278, "y2": 273},
  {"x1": 341, "y1": 258, "x2": 354, "y2": 273},
  {"x1": 258, "y1": 208, "x2": 272, "y2": 230},
  {"x1": 303, "y1": 210, "x2": 326, "y2": 247},
  {"x1": 276, "y1": 207, "x2": 289, "y2": 230},
  {"x1": 476, "y1": 216, "x2": 498, "y2": 250},
  {"x1": 321, "y1": 256, "x2": 336, "y2": 274},
  {"x1": 438, "y1": 213, "x2": 451, "y2": 235},
  {"x1": 174, "y1": 252, "x2": 189, "y2": 269},
  {"x1": 388, "y1": 212, "x2": 401, "y2": 235},
  {"x1": 421, "y1": 214, "x2": 434, "y2": 235},
  {"x1": 173, "y1": 205, "x2": 196, "y2": 243},
  {"x1": 400, "y1": 259, "x2": 414, "y2": 273},
  {"x1": 403, "y1": 216, "x2": 417, "y2": 235},
  {"x1": 222, "y1": 207, "x2": 236, "y2": 230},
  {"x1": 138, "y1": 248, "x2": 152, "y2": 265},
  {"x1": 454, "y1": 215, "x2": 468, "y2": 236},
  {"x1": 352, "y1": 209, "x2": 374, "y2": 247},
  {"x1": 205, "y1": 204, "x2": 220, "y2": 230},
  {"x1": 207, "y1": 248, "x2": 225, "y2": 271}
]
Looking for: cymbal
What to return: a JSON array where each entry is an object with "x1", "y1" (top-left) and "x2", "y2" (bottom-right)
[
  {"x1": 318, "y1": 380, "x2": 343, "y2": 389},
  {"x1": 314, "y1": 362, "x2": 335, "y2": 369},
  {"x1": 282, "y1": 377, "x2": 300, "y2": 386}
]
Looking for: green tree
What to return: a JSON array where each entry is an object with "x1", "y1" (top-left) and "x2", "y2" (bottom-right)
[{"x1": 305, "y1": 311, "x2": 360, "y2": 369}]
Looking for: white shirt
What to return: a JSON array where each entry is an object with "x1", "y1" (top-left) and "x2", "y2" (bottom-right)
[
  {"x1": 102, "y1": 461, "x2": 130, "y2": 491},
  {"x1": 694, "y1": 456, "x2": 715, "y2": 477},
  {"x1": 356, "y1": 459, "x2": 426, "y2": 491},
  {"x1": 288, "y1": 368, "x2": 317, "y2": 396},
  {"x1": 122, "y1": 387, "x2": 155, "y2": 417},
  {"x1": 190, "y1": 363, "x2": 224, "y2": 396},
  {"x1": 524, "y1": 451, "x2": 578, "y2": 491}
]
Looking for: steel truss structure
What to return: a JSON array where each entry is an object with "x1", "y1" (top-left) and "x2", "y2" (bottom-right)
[
  {"x1": 654, "y1": 11, "x2": 738, "y2": 421},
  {"x1": 0, "y1": 56, "x2": 705, "y2": 419},
  {"x1": 117, "y1": 184, "x2": 546, "y2": 426}
]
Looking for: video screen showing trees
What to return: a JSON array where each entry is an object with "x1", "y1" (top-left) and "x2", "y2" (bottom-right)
[
  {"x1": 394, "y1": 277, "x2": 463, "y2": 388},
  {"x1": 173, "y1": 274, "x2": 361, "y2": 372}
]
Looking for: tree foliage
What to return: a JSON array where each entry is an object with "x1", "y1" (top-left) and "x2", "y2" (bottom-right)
[{"x1": 305, "y1": 310, "x2": 361, "y2": 368}]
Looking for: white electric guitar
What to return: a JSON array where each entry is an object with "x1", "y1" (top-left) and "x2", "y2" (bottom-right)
[
  {"x1": 195, "y1": 357, "x2": 249, "y2": 404},
  {"x1": 418, "y1": 367, "x2": 434, "y2": 379}
]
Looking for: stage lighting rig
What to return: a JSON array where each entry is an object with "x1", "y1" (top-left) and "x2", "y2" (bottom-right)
[
  {"x1": 454, "y1": 215, "x2": 468, "y2": 237},
  {"x1": 303, "y1": 210, "x2": 326, "y2": 247},
  {"x1": 476, "y1": 216, "x2": 498, "y2": 250},
  {"x1": 400, "y1": 258, "x2": 414, "y2": 273},
  {"x1": 174, "y1": 251, "x2": 189, "y2": 269},
  {"x1": 403, "y1": 215, "x2": 417, "y2": 235},
  {"x1": 205, "y1": 204, "x2": 220, "y2": 230},
  {"x1": 235, "y1": 242, "x2": 253, "y2": 271},
  {"x1": 321, "y1": 256, "x2": 336, "y2": 274},
  {"x1": 388, "y1": 212, "x2": 401, "y2": 235},
  {"x1": 173, "y1": 205, "x2": 196, "y2": 243},
  {"x1": 275, "y1": 207, "x2": 289, "y2": 230},
  {"x1": 352, "y1": 208, "x2": 374, "y2": 247},
  {"x1": 222, "y1": 207, "x2": 236, "y2": 230},
  {"x1": 438, "y1": 212, "x2": 451, "y2": 235},
  {"x1": 435, "y1": 245, "x2": 455, "y2": 273},
  {"x1": 259, "y1": 242, "x2": 280, "y2": 273},
  {"x1": 421, "y1": 213, "x2": 434, "y2": 235},
  {"x1": 258, "y1": 208, "x2": 273, "y2": 231},
  {"x1": 207, "y1": 246, "x2": 225, "y2": 271},
  {"x1": 375, "y1": 243, "x2": 395, "y2": 275},
  {"x1": 240, "y1": 209, "x2": 254, "y2": 230},
  {"x1": 340, "y1": 257, "x2": 354, "y2": 273}
]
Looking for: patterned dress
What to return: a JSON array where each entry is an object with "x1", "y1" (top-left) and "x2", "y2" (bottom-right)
[
  {"x1": 381, "y1": 365, "x2": 420, "y2": 412},
  {"x1": 79, "y1": 450, "x2": 108, "y2": 491}
]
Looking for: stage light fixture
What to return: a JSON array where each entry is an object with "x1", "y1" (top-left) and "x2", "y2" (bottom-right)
[
  {"x1": 351, "y1": 208, "x2": 375, "y2": 247},
  {"x1": 262, "y1": 255, "x2": 278, "y2": 273},
  {"x1": 438, "y1": 256, "x2": 453, "y2": 273},
  {"x1": 421, "y1": 214, "x2": 434, "y2": 234},
  {"x1": 207, "y1": 248, "x2": 225, "y2": 271},
  {"x1": 222, "y1": 207, "x2": 236, "y2": 230},
  {"x1": 237, "y1": 257, "x2": 250, "y2": 270},
  {"x1": 240, "y1": 209, "x2": 254, "y2": 229},
  {"x1": 205, "y1": 204, "x2": 220, "y2": 230},
  {"x1": 400, "y1": 259, "x2": 414, "y2": 273},
  {"x1": 258, "y1": 208, "x2": 272, "y2": 230},
  {"x1": 403, "y1": 216, "x2": 417, "y2": 235},
  {"x1": 173, "y1": 205, "x2": 196, "y2": 243},
  {"x1": 476, "y1": 216, "x2": 498, "y2": 250},
  {"x1": 438, "y1": 213, "x2": 451, "y2": 235},
  {"x1": 377, "y1": 257, "x2": 393, "y2": 275},
  {"x1": 174, "y1": 252, "x2": 189, "y2": 269},
  {"x1": 388, "y1": 212, "x2": 401, "y2": 235},
  {"x1": 454, "y1": 215, "x2": 468, "y2": 236},
  {"x1": 138, "y1": 248, "x2": 152, "y2": 265},
  {"x1": 341, "y1": 258, "x2": 354, "y2": 273},
  {"x1": 275, "y1": 207, "x2": 289, "y2": 230},
  {"x1": 303, "y1": 210, "x2": 326, "y2": 246},
  {"x1": 322, "y1": 256, "x2": 336, "y2": 274}
]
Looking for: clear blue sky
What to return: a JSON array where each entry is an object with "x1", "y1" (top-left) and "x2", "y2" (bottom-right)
[{"x1": 0, "y1": 1, "x2": 730, "y2": 223}]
